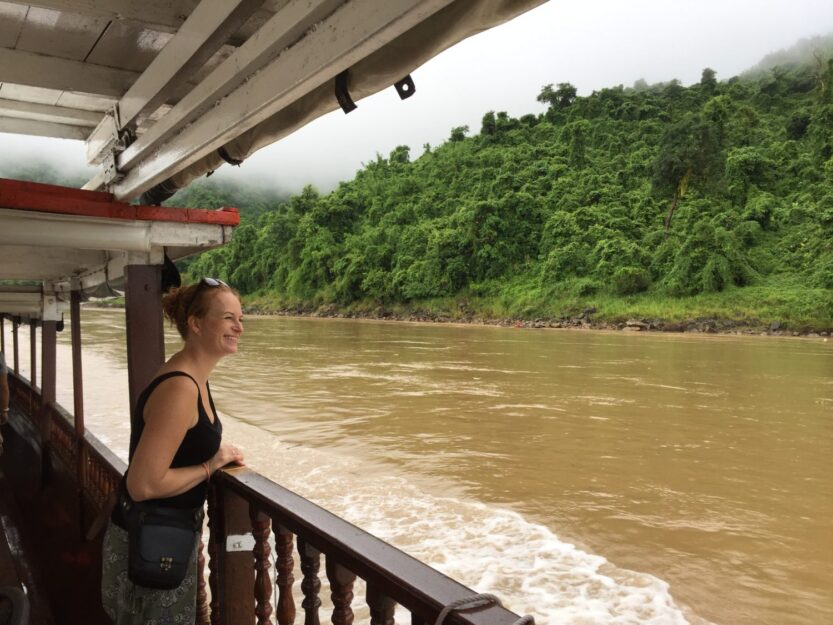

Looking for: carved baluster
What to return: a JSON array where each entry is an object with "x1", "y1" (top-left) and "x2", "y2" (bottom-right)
[
  {"x1": 250, "y1": 504, "x2": 273, "y2": 625},
  {"x1": 196, "y1": 535, "x2": 210, "y2": 625},
  {"x1": 274, "y1": 522, "x2": 296, "y2": 625},
  {"x1": 207, "y1": 486, "x2": 221, "y2": 625},
  {"x1": 326, "y1": 558, "x2": 356, "y2": 625},
  {"x1": 367, "y1": 584, "x2": 396, "y2": 625},
  {"x1": 298, "y1": 536, "x2": 321, "y2": 625}
]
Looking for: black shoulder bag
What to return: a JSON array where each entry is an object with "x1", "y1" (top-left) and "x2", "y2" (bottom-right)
[{"x1": 119, "y1": 491, "x2": 204, "y2": 590}]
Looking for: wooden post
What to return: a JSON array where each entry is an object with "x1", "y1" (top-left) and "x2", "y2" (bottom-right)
[
  {"x1": 124, "y1": 264, "x2": 165, "y2": 412},
  {"x1": 298, "y1": 536, "x2": 322, "y2": 625},
  {"x1": 29, "y1": 319, "x2": 37, "y2": 390},
  {"x1": 208, "y1": 485, "x2": 223, "y2": 625},
  {"x1": 249, "y1": 505, "x2": 273, "y2": 625},
  {"x1": 367, "y1": 584, "x2": 396, "y2": 625},
  {"x1": 221, "y1": 489, "x2": 256, "y2": 625},
  {"x1": 274, "y1": 524, "x2": 296, "y2": 625},
  {"x1": 71, "y1": 290, "x2": 87, "y2": 536},
  {"x1": 12, "y1": 317, "x2": 19, "y2": 374},
  {"x1": 71, "y1": 290, "x2": 85, "y2": 437},
  {"x1": 326, "y1": 559, "x2": 356, "y2": 625},
  {"x1": 41, "y1": 318, "x2": 57, "y2": 487}
]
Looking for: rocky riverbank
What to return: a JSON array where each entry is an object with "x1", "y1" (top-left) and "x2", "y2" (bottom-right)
[{"x1": 240, "y1": 302, "x2": 832, "y2": 338}]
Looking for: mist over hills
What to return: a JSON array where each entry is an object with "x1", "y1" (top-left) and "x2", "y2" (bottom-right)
[{"x1": 744, "y1": 33, "x2": 833, "y2": 77}]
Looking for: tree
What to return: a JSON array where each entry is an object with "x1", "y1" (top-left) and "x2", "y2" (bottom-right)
[
  {"x1": 563, "y1": 120, "x2": 590, "y2": 169},
  {"x1": 537, "y1": 82, "x2": 577, "y2": 110},
  {"x1": 481, "y1": 111, "x2": 496, "y2": 136},
  {"x1": 700, "y1": 67, "x2": 718, "y2": 94},
  {"x1": 652, "y1": 109, "x2": 723, "y2": 232},
  {"x1": 449, "y1": 125, "x2": 469, "y2": 142},
  {"x1": 389, "y1": 145, "x2": 411, "y2": 165}
]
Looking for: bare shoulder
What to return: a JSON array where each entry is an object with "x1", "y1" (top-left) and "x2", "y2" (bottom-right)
[{"x1": 143, "y1": 374, "x2": 200, "y2": 426}]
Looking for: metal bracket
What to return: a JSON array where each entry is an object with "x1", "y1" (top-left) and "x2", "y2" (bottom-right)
[
  {"x1": 101, "y1": 151, "x2": 125, "y2": 186},
  {"x1": 87, "y1": 104, "x2": 136, "y2": 186},
  {"x1": 218, "y1": 146, "x2": 244, "y2": 166},
  {"x1": 41, "y1": 290, "x2": 60, "y2": 322},
  {"x1": 394, "y1": 74, "x2": 415, "y2": 99},
  {"x1": 335, "y1": 69, "x2": 357, "y2": 114}
]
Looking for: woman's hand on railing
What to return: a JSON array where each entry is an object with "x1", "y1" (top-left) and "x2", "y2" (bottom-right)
[{"x1": 210, "y1": 443, "x2": 245, "y2": 472}]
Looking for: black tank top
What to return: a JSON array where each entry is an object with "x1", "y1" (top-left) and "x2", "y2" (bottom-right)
[{"x1": 128, "y1": 371, "x2": 222, "y2": 509}]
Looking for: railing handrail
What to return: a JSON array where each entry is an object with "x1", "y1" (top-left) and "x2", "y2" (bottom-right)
[{"x1": 220, "y1": 469, "x2": 521, "y2": 625}]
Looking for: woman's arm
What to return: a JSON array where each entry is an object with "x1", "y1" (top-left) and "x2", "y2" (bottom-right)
[{"x1": 126, "y1": 376, "x2": 241, "y2": 501}]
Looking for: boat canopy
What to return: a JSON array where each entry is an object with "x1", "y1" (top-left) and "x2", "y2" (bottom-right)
[
  {"x1": 0, "y1": 0, "x2": 544, "y2": 318},
  {"x1": 0, "y1": 177, "x2": 239, "y2": 319},
  {"x1": 0, "y1": 0, "x2": 545, "y2": 203}
]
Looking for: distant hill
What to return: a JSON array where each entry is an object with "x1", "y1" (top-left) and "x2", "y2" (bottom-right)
[
  {"x1": 163, "y1": 177, "x2": 291, "y2": 222},
  {"x1": 0, "y1": 158, "x2": 289, "y2": 223},
  {"x1": 743, "y1": 33, "x2": 833, "y2": 77},
  {"x1": 0, "y1": 159, "x2": 88, "y2": 188}
]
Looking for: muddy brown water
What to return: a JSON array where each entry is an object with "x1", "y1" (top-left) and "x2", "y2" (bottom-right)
[{"x1": 6, "y1": 310, "x2": 831, "y2": 625}]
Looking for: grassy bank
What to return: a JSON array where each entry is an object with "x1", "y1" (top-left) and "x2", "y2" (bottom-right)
[{"x1": 242, "y1": 276, "x2": 833, "y2": 335}]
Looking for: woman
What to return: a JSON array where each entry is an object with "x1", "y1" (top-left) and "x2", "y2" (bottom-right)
[{"x1": 102, "y1": 278, "x2": 245, "y2": 624}]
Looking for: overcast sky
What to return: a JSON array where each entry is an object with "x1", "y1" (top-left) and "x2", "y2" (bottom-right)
[{"x1": 2, "y1": 0, "x2": 833, "y2": 193}]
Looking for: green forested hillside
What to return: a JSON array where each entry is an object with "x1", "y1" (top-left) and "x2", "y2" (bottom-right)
[{"x1": 186, "y1": 49, "x2": 833, "y2": 330}]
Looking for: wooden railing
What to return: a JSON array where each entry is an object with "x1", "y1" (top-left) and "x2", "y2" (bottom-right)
[{"x1": 6, "y1": 372, "x2": 528, "y2": 625}]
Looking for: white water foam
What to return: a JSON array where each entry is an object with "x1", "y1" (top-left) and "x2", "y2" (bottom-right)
[{"x1": 219, "y1": 415, "x2": 707, "y2": 625}]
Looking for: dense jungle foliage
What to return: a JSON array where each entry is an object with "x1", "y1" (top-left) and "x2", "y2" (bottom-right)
[
  {"x1": 4, "y1": 38, "x2": 833, "y2": 328},
  {"x1": 185, "y1": 40, "x2": 833, "y2": 328}
]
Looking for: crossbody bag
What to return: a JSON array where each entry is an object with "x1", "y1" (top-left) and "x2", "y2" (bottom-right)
[{"x1": 119, "y1": 490, "x2": 204, "y2": 590}]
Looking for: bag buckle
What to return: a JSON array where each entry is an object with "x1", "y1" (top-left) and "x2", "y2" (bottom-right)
[{"x1": 160, "y1": 557, "x2": 173, "y2": 571}]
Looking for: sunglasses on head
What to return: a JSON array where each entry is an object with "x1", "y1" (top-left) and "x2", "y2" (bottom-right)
[
  {"x1": 200, "y1": 277, "x2": 228, "y2": 288},
  {"x1": 185, "y1": 278, "x2": 229, "y2": 317}
]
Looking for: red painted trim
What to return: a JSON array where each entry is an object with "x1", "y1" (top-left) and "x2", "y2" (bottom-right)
[{"x1": 0, "y1": 178, "x2": 240, "y2": 226}]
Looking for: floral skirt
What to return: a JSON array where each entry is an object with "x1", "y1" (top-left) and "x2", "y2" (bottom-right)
[{"x1": 101, "y1": 521, "x2": 198, "y2": 625}]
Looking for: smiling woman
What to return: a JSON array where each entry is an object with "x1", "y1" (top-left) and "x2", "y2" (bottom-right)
[{"x1": 101, "y1": 279, "x2": 246, "y2": 623}]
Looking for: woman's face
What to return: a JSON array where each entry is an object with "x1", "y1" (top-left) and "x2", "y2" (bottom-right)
[{"x1": 192, "y1": 290, "x2": 243, "y2": 355}]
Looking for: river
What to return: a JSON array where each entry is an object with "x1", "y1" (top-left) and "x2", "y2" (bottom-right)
[{"x1": 5, "y1": 310, "x2": 832, "y2": 625}]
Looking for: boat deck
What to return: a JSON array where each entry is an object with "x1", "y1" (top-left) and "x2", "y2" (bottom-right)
[
  {"x1": 0, "y1": 404, "x2": 106, "y2": 625},
  {"x1": 0, "y1": 410, "x2": 46, "y2": 624}
]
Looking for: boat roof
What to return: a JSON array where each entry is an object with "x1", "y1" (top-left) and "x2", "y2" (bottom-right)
[
  {"x1": 0, "y1": 177, "x2": 239, "y2": 318},
  {"x1": 0, "y1": 0, "x2": 544, "y2": 201},
  {"x1": 0, "y1": 0, "x2": 543, "y2": 319}
]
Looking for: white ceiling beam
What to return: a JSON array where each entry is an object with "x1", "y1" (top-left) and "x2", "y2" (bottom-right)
[
  {"x1": 0, "y1": 291, "x2": 43, "y2": 315},
  {"x1": 116, "y1": 0, "x2": 264, "y2": 131},
  {"x1": 54, "y1": 250, "x2": 128, "y2": 294},
  {"x1": 117, "y1": 0, "x2": 343, "y2": 170},
  {"x1": 3, "y1": 1, "x2": 289, "y2": 47},
  {"x1": 0, "y1": 211, "x2": 151, "y2": 251},
  {"x1": 0, "y1": 98, "x2": 101, "y2": 127},
  {"x1": 0, "y1": 116, "x2": 89, "y2": 140},
  {"x1": 0, "y1": 209, "x2": 233, "y2": 252},
  {"x1": 0, "y1": 47, "x2": 137, "y2": 98},
  {"x1": 2, "y1": 0, "x2": 199, "y2": 31},
  {"x1": 112, "y1": 0, "x2": 454, "y2": 200},
  {"x1": 0, "y1": 246, "x2": 105, "y2": 279}
]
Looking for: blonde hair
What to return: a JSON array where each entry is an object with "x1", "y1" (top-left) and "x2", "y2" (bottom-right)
[{"x1": 162, "y1": 281, "x2": 240, "y2": 339}]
